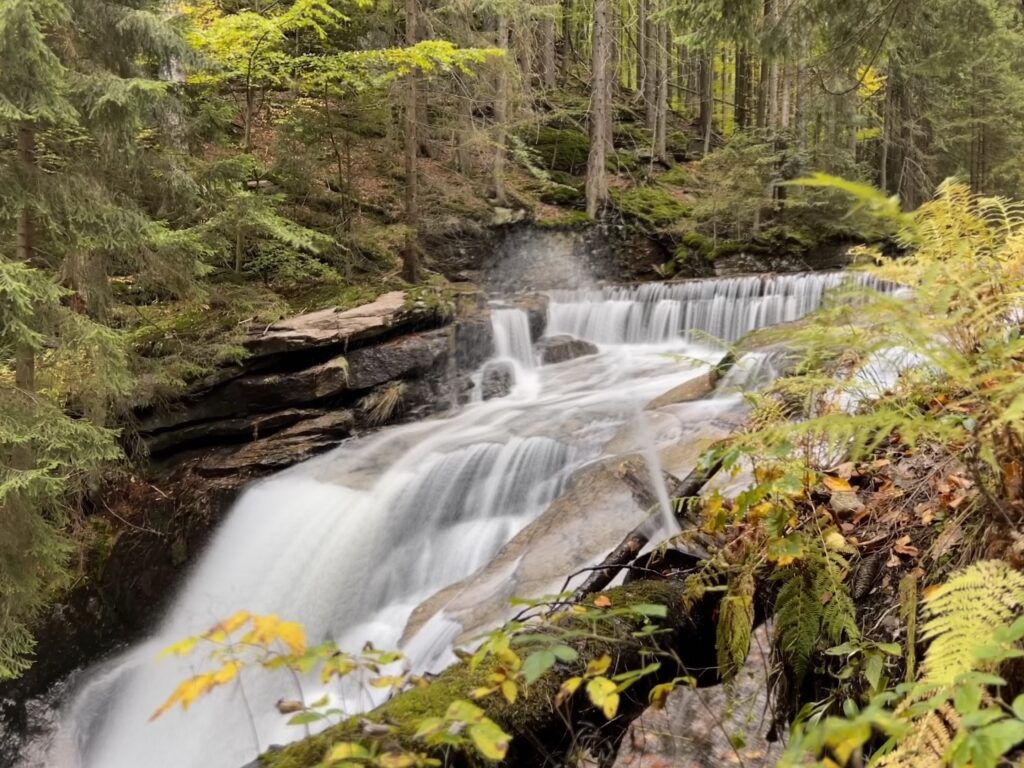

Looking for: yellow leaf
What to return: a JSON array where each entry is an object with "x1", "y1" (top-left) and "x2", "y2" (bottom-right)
[
  {"x1": 468, "y1": 719, "x2": 511, "y2": 760},
  {"x1": 369, "y1": 675, "x2": 407, "y2": 689},
  {"x1": 158, "y1": 635, "x2": 200, "y2": 659},
  {"x1": 648, "y1": 682, "x2": 675, "y2": 709},
  {"x1": 469, "y1": 687, "x2": 494, "y2": 700},
  {"x1": 586, "y1": 676, "x2": 617, "y2": 710},
  {"x1": 500, "y1": 680, "x2": 518, "y2": 704},
  {"x1": 586, "y1": 654, "x2": 612, "y2": 677},
  {"x1": 150, "y1": 672, "x2": 217, "y2": 720},
  {"x1": 824, "y1": 476, "x2": 854, "y2": 493},
  {"x1": 602, "y1": 692, "x2": 620, "y2": 719},
  {"x1": 241, "y1": 615, "x2": 306, "y2": 655},
  {"x1": 378, "y1": 752, "x2": 417, "y2": 768},
  {"x1": 555, "y1": 676, "x2": 582, "y2": 706},
  {"x1": 203, "y1": 610, "x2": 252, "y2": 644},
  {"x1": 593, "y1": 595, "x2": 612, "y2": 608},
  {"x1": 324, "y1": 742, "x2": 372, "y2": 763}
]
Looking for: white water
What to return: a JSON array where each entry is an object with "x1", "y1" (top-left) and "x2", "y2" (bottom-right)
[
  {"x1": 547, "y1": 271, "x2": 884, "y2": 344},
  {"x1": 26, "y1": 273, "x2": 866, "y2": 768}
]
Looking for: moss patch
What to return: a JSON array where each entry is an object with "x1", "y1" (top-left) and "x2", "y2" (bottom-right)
[
  {"x1": 525, "y1": 127, "x2": 591, "y2": 174},
  {"x1": 612, "y1": 185, "x2": 691, "y2": 226}
]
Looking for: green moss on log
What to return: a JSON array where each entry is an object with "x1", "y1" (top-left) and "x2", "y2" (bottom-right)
[{"x1": 262, "y1": 580, "x2": 703, "y2": 768}]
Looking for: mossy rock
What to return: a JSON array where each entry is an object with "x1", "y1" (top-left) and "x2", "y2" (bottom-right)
[
  {"x1": 612, "y1": 185, "x2": 691, "y2": 226},
  {"x1": 536, "y1": 210, "x2": 591, "y2": 228},
  {"x1": 525, "y1": 127, "x2": 591, "y2": 174},
  {"x1": 676, "y1": 231, "x2": 714, "y2": 259},
  {"x1": 539, "y1": 183, "x2": 584, "y2": 206}
]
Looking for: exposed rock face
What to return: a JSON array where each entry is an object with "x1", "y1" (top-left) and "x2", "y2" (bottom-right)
[
  {"x1": 612, "y1": 624, "x2": 782, "y2": 768},
  {"x1": 482, "y1": 225, "x2": 662, "y2": 292},
  {"x1": 481, "y1": 361, "x2": 515, "y2": 400},
  {"x1": 136, "y1": 292, "x2": 492, "y2": 459},
  {"x1": 538, "y1": 335, "x2": 598, "y2": 365},
  {"x1": 244, "y1": 291, "x2": 413, "y2": 360}
]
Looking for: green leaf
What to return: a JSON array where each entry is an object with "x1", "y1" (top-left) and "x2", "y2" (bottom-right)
[
  {"x1": 630, "y1": 604, "x2": 668, "y2": 618},
  {"x1": 521, "y1": 650, "x2": 556, "y2": 684},
  {"x1": 287, "y1": 710, "x2": 325, "y2": 725}
]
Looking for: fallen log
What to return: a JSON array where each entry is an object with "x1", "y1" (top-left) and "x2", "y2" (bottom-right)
[
  {"x1": 257, "y1": 579, "x2": 724, "y2": 768},
  {"x1": 570, "y1": 456, "x2": 724, "y2": 601}
]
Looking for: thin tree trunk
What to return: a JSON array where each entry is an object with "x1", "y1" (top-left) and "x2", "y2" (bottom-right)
[
  {"x1": 735, "y1": 46, "x2": 749, "y2": 129},
  {"x1": 637, "y1": 0, "x2": 647, "y2": 95},
  {"x1": 493, "y1": 15, "x2": 509, "y2": 205},
  {"x1": 643, "y1": 3, "x2": 657, "y2": 128},
  {"x1": 403, "y1": 0, "x2": 419, "y2": 283},
  {"x1": 586, "y1": 0, "x2": 611, "y2": 217},
  {"x1": 653, "y1": 15, "x2": 668, "y2": 162},
  {"x1": 699, "y1": 54, "x2": 713, "y2": 154},
  {"x1": 756, "y1": 56, "x2": 769, "y2": 128},
  {"x1": 541, "y1": 12, "x2": 558, "y2": 88},
  {"x1": 779, "y1": 61, "x2": 791, "y2": 130},
  {"x1": 15, "y1": 126, "x2": 36, "y2": 394}
]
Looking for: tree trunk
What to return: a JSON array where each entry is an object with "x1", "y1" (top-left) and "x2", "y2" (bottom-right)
[
  {"x1": 541, "y1": 13, "x2": 558, "y2": 88},
  {"x1": 699, "y1": 54, "x2": 713, "y2": 154},
  {"x1": 403, "y1": 0, "x2": 419, "y2": 283},
  {"x1": 15, "y1": 125, "x2": 36, "y2": 394},
  {"x1": 636, "y1": 0, "x2": 647, "y2": 96},
  {"x1": 585, "y1": 0, "x2": 611, "y2": 218},
  {"x1": 653, "y1": 15, "x2": 668, "y2": 163},
  {"x1": 735, "y1": 46, "x2": 749, "y2": 129},
  {"x1": 779, "y1": 61, "x2": 791, "y2": 130},
  {"x1": 643, "y1": 3, "x2": 657, "y2": 128},
  {"x1": 756, "y1": 56, "x2": 769, "y2": 128},
  {"x1": 493, "y1": 15, "x2": 509, "y2": 206}
]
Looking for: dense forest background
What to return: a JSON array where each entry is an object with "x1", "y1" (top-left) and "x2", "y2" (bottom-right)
[{"x1": 4, "y1": 0, "x2": 1024, "y2": 717}]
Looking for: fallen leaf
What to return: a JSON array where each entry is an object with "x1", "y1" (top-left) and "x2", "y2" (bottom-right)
[
  {"x1": 830, "y1": 462, "x2": 857, "y2": 480},
  {"x1": 593, "y1": 595, "x2": 611, "y2": 608},
  {"x1": 824, "y1": 476, "x2": 855, "y2": 493},
  {"x1": 931, "y1": 521, "x2": 964, "y2": 560},
  {"x1": 892, "y1": 536, "x2": 919, "y2": 558}
]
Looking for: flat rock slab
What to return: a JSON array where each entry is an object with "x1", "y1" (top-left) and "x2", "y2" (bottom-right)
[{"x1": 245, "y1": 291, "x2": 411, "y2": 359}]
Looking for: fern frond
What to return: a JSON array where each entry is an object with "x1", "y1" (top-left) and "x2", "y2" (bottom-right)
[
  {"x1": 876, "y1": 704, "x2": 959, "y2": 768},
  {"x1": 920, "y1": 560, "x2": 1024, "y2": 686},
  {"x1": 716, "y1": 572, "x2": 755, "y2": 680}
]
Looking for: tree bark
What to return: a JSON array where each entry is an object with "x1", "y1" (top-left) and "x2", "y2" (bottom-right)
[
  {"x1": 15, "y1": 126, "x2": 36, "y2": 394},
  {"x1": 585, "y1": 0, "x2": 611, "y2": 218},
  {"x1": 402, "y1": 0, "x2": 419, "y2": 283},
  {"x1": 493, "y1": 15, "x2": 509, "y2": 206},
  {"x1": 735, "y1": 46, "x2": 749, "y2": 129},
  {"x1": 698, "y1": 54, "x2": 713, "y2": 154},
  {"x1": 541, "y1": 12, "x2": 558, "y2": 88},
  {"x1": 653, "y1": 13, "x2": 668, "y2": 163}
]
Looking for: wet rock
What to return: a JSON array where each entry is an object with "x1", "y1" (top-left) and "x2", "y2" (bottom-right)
[
  {"x1": 507, "y1": 293, "x2": 549, "y2": 340},
  {"x1": 481, "y1": 361, "x2": 515, "y2": 400},
  {"x1": 612, "y1": 624, "x2": 782, "y2": 768},
  {"x1": 644, "y1": 354, "x2": 735, "y2": 409},
  {"x1": 538, "y1": 335, "x2": 598, "y2": 365}
]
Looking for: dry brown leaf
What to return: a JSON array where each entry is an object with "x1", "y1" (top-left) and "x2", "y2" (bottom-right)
[
  {"x1": 931, "y1": 521, "x2": 964, "y2": 560},
  {"x1": 893, "y1": 535, "x2": 920, "y2": 558}
]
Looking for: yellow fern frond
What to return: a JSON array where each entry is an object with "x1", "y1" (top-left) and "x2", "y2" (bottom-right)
[
  {"x1": 920, "y1": 560, "x2": 1024, "y2": 686},
  {"x1": 876, "y1": 704, "x2": 959, "y2": 768}
]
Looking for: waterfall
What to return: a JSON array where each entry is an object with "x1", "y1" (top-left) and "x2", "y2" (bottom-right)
[
  {"x1": 491, "y1": 308, "x2": 535, "y2": 368},
  {"x1": 25, "y1": 271, "x2": 874, "y2": 768},
  {"x1": 547, "y1": 271, "x2": 884, "y2": 344}
]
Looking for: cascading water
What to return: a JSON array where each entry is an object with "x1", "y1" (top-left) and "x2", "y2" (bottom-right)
[
  {"x1": 22, "y1": 272, "x2": 871, "y2": 768},
  {"x1": 547, "y1": 271, "x2": 884, "y2": 344}
]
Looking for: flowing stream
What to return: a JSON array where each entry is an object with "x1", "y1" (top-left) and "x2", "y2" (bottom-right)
[{"x1": 22, "y1": 272, "x2": 867, "y2": 768}]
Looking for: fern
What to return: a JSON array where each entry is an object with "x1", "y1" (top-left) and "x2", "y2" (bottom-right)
[
  {"x1": 716, "y1": 572, "x2": 755, "y2": 680},
  {"x1": 919, "y1": 560, "x2": 1024, "y2": 686},
  {"x1": 774, "y1": 544, "x2": 858, "y2": 684},
  {"x1": 876, "y1": 704, "x2": 960, "y2": 768}
]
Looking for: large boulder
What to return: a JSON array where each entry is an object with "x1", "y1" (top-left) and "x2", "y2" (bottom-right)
[{"x1": 538, "y1": 335, "x2": 598, "y2": 365}]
